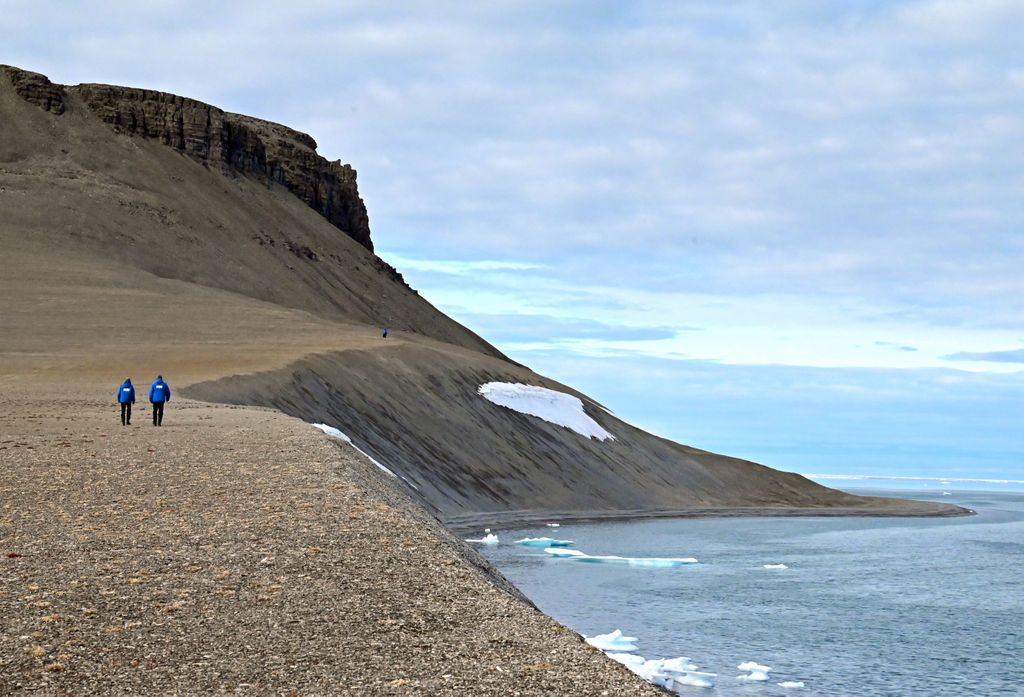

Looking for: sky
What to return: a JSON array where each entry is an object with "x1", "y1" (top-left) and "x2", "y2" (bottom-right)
[{"x1": 3, "y1": 1, "x2": 1022, "y2": 485}]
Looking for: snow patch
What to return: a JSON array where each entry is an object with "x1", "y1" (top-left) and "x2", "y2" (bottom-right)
[
  {"x1": 478, "y1": 382, "x2": 615, "y2": 441},
  {"x1": 516, "y1": 537, "x2": 574, "y2": 547},
  {"x1": 465, "y1": 533, "x2": 499, "y2": 545},
  {"x1": 312, "y1": 423, "x2": 402, "y2": 481}
]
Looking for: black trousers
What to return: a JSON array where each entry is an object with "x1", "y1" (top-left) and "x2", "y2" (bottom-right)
[
  {"x1": 120, "y1": 402, "x2": 132, "y2": 425},
  {"x1": 152, "y1": 401, "x2": 165, "y2": 426}
]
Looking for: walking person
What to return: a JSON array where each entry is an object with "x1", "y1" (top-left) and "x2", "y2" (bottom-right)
[
  {"x1": 382, "y1": 327, "x2": 388, "y2": 339},
  {"x1": 149, "y1": 375, "x2": 171, "y2": 426},
  {"x1": 117, "y1": 378, "x2": 135, "y2": 426}
]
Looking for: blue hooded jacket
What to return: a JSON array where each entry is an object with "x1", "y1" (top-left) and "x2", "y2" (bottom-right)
[
  {"x1": 117, "y1": 379, "x2": 135, "y2": 404},
  {"x1": 149, "y1": 378, "x2": 171, "y2": 404}
]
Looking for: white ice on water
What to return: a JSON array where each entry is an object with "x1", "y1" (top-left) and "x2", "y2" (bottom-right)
[
  {"x1": 596, "y1": 635, "x2": 716, "y2": 691},
  {"x1": 465, "y1": 533, "x2": 499, "y2": 545},
  {"x1": 546, "y1": 522, "x2": 560, "y2": 527},
  {"x1": 586, "y1": 629, "x2": 639, "y2": 652},
  {"x1": 516, "y1": 537, "x2": 574, "y2": 547},
  {"x1": 736, "y1": 661, "x2": 772, "y2": 682},
  {"x1": 763, "y1": 563, "x2": 788, "y2": 569},
  {"x1": 544, "y1": 547, "x2": 697, "y2": 567},
  {"x1": 477, "y1": 382, "x2": 615, "y2": 441},
  {"x1": 778, "y1": 681, "x2": 805, "y2": 688},
  {"x1": 311, "y1": 423, "x2": 400, "y2": 480}
]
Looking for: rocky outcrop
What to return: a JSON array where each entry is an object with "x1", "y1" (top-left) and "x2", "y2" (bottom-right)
[
  {"x1": 0, "y1": 65, "x2": 65, "y2": 114},
  {"x1": 0, "y1": 65, "x2": 372, "y2": 251}
]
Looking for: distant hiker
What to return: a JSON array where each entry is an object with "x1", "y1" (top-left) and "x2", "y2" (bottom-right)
[
  {"x1": 382, "y1": 327, "x2": 388, "y2": 339},
  {"x1": 117, "y1": 378, "x2": 135, "y2": 426},
  {"x1": 149, "y1": 375, "x2": 171, "y2": 426}
]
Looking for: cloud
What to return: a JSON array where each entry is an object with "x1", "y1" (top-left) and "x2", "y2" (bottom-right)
[{"x1": 945, "y1": 348, "x2": 1024, "y2": 363}]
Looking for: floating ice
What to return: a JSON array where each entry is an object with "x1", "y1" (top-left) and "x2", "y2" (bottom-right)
[
  {"x1": 465, "y1": 533, "x2": 499, "y2": 545},
  {"x1": 604, "y1": 650, "x2": 715, "y2": 690},
  {"x1": 942, "y1": 491, "x2": 952, "y2": 496},
  {"x1": 737, "y1": 661, "x2": 772, "y2": 682},
  {"x1": 544, "y1": 547, "x2": 697, "y2": 567},
  {"x1": 544, "y1": 548, "x2": 586, "y2": 558},
  {"x1": 586, "y1": 629, "x2": 639, "y2": 652},
  {"x1": 778, "y1": 681, "x2": 805, "y2": 688},
  {"x1": 516, "y1": 537, "x2": 574, "y2": 547},
  {"x1": 546, "y1": 522, "x2": 560, "y2": 527},
  {"x1": 763, "y1": 563, "x2": 788, "y2": 570},
  {"x1": 478, "y1": 382, "x2": 615, "y2": 441},
  {"x1": 312, "y1": 423, "x2": 399, "y2": 479}
]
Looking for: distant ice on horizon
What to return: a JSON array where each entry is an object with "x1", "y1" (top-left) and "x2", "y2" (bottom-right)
[{"x1": 478, "y1": 382, "x2": 615, "y2": 441}]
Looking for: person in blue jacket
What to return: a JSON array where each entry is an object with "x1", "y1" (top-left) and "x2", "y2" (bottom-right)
[
  {"x1": 149, "y1": 375, "x2": 171, "y2": 426},
  {"x1": 116, "y1": 378, "x2": 135, "y2": 426}
]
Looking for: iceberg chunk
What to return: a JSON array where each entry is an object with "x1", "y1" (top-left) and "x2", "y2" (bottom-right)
[
  {"x1": 544, "y1": 547, "x2": 585, "y2": 558},
  {"x1": 671, "y1": 671, "x2": 717, "y2": 689},
  {"x1": 585, "y1": 629, "x2": 639, "y2": 652},
  {"x1": 591, "y1": 632, "x2": 714, "y2": 690},
  {"x1": 543, "y1": 547, "x2": 696, "y2": 566},
  {"x1": 546, "y1": 522, "x2": 560, "y2": 527},
  {"x1": 465, "y1": 533, "x2": 499, "y2": 545},
  {"x1": 478, "y1": 382, "x2": 615, "y2": 441},
  {"x1": 778, "y1": 681, "x2": 806, "y2": 688},
  {"x1": 737, "y1": 661, "x2": 772, "y2": 681},
  {"x1": 763, "y1": 563, "x2": 788, "y2": 569},
  {"x1": 516, "y1": 537, "x2": 574, "y2": 547}
]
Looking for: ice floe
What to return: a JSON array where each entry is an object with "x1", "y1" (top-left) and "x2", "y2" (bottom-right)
[
  {"x1": 737, "y1": 661, "x2": 772, "y2": 681},
  {"x1": 763, "y1": 563, "x2": 788, "y2": 570},
  {"x1": 477, "y1": 382, "x2": 615, "y2": 441},
  {"x1": 546, "y1": 522, "x2": 560, "y2": 527},
  {"x1": 544, "y1": 547, "x2": 697, "y2": 567},
  {"x1": 592, "y1": 634, "x2": 715, "y2": 691},
  {"x1": 465, "y1": 533, "x2": 499, "y2": 545},
  {"x1": 586, "y1": 629, "x2": 639, "y2": 652},
  {"x1": 778, "y1": 680, "x2": 805, "y2": 688},
  {"x1": 516, "y1": 537, "x2": 574, "y2": 547}
]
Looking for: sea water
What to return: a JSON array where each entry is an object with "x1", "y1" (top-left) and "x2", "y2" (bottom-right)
[{"x1": 479, "y1": 489, "x2": 1024, "y2": 695}]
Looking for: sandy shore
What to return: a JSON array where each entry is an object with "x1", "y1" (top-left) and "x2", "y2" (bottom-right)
[{"x1": 0, "y1": 390, "x2": 659, "y2": 695}]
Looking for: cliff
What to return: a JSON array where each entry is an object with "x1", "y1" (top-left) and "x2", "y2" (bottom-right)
[{"x1": 0, "y1": 65, "x2": 372, "y2": 251}]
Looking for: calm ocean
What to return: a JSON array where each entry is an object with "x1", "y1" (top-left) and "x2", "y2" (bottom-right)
[{"x1": 479, "y1": 489, "x2": 1024, "y2": 696}]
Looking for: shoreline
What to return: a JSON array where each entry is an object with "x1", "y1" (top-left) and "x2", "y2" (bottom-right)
[{"x1": 444, "y1": 501, "x2": 973, "y2": 533}]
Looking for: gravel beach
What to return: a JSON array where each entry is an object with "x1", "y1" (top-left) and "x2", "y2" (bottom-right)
[{"x1": 0, "y1": 389, "x2": 659, "y2": 695}]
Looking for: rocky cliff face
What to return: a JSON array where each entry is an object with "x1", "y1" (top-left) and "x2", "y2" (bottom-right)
[{"x1": 0, "y1": 65, "x2": 372, "y2": 251}]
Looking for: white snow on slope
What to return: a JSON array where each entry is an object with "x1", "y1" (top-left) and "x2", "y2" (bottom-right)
[
  {"x1": 312, "y1": 423, "x2": 402, "y2": 481},
  {"x1": 478, "y1": 382, "x2": 615, "y2": 441}
]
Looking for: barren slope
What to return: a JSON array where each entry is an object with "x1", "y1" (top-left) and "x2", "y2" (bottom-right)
[{"x1": 0, "y1": 64, "x2": 964, "y2": 531}]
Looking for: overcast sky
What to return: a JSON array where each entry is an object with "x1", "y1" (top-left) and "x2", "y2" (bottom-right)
[{"x1": 5, "y1": 1, "x2": 1022, "y2": 485}]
